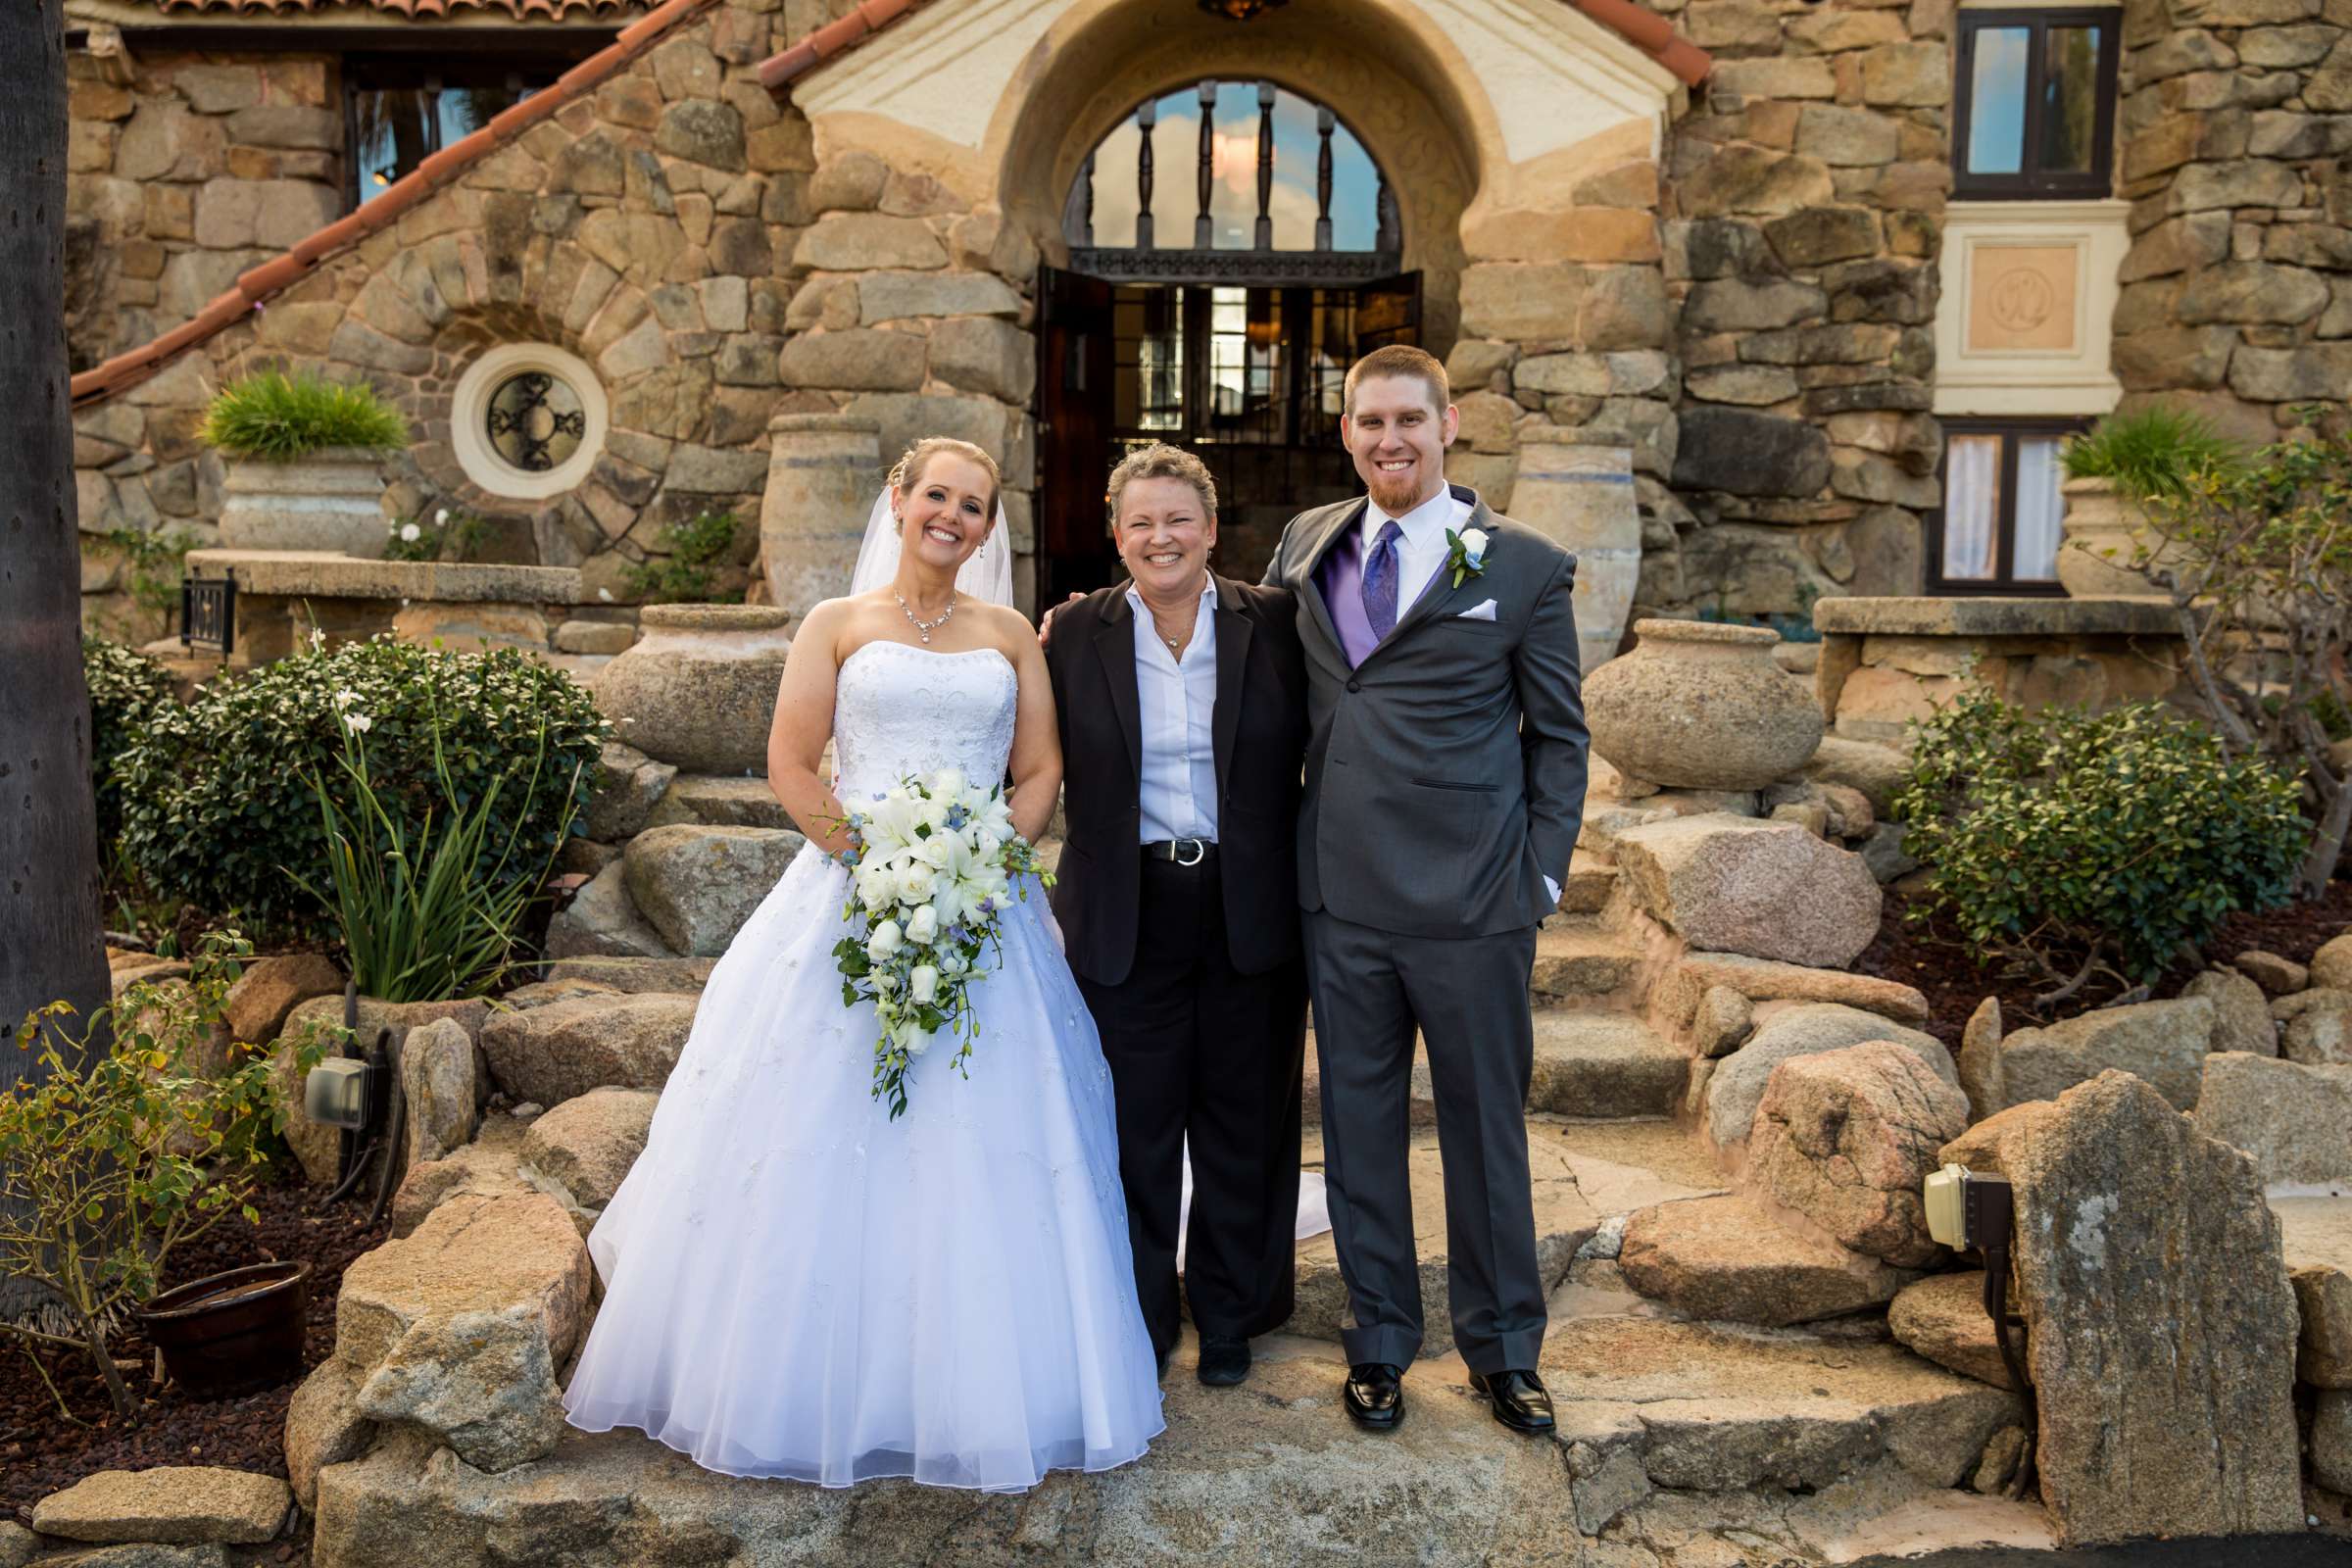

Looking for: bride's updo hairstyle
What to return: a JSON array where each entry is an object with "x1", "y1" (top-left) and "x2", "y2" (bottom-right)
[{"x1": 890, "y1": 436, "x2": 1003, "y2": 519}]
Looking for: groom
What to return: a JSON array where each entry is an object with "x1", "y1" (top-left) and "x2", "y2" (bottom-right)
[{"x1": 1260, "y1": 343, "x2": 1589, "y2": 1435}]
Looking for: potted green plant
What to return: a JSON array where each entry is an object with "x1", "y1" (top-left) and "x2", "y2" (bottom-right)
[
  {"x1": 0, "y1": 932, "x2": 296, "y2": 1416},
  {"x1": 202, "y1": 369, "x2": 410, "y2": 558},
  {"x1": 2059, "y1": 405, "x2": 2241, "y2": 598}
]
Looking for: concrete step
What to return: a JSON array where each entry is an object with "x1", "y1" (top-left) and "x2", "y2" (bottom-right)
[
  {"x1": 1302, "y1": 1011, "x2": 1691, "y2": 1127},
  {"x1": 1531, "y1": 922, "x2": 1642, "y2": 1003},
  {"x1": 314, "y1": 1315, "x2": 2027, "y2": 1568},
  {"x1": 1289, "y1": 1119, "x2": 1724, "y2": 1358},
  {"x1": 1529, "y1": 1013, "x2": 1688, "y2": 1119}
]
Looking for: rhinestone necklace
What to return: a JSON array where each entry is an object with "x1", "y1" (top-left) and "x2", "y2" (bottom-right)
[{"x1": 894, "y1": 589, "x2": 956, "y2": 645}]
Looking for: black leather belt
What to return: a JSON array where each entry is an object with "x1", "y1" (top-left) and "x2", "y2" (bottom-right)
[{"x1": 1142, "y1": 837, "x2": 1216, "y2": 865}]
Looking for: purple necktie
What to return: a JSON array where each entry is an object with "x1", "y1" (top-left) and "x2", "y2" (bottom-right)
[{"x1": 1361, "y1": 518, "x2": 1404, "y2": 641}]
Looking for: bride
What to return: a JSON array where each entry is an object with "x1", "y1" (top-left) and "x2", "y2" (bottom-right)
[{"x1": 562, "y1": 437, "x2": 1165, "y2": 1491}]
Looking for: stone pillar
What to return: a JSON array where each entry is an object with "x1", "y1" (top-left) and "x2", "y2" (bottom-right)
[{"x1": 761, "y1": 414, "x2": 880, "y2": 616}]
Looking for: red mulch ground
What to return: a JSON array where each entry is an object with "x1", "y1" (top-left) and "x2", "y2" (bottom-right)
[
  {"x1": 1855, "y1": 878, "x2": 2352, "y2": 1049},
  {"x1": 1, "y1": 1168, "x2": 386, "y2": 1526}
]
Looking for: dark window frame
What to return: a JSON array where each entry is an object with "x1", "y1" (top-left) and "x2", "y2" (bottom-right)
[
  {"x1": 341, "y1": 53, "x2": 575, "y2": 213},
  {"x1": 1951, "y1": 8, "x2": 2122, "y2": 201},
  {"x1": 1930, "y1": 416, "x2": 2087, "y2": 596}
]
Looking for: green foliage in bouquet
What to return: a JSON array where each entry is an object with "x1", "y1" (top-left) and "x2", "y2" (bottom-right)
[
  {"x1": 1893, "y1": 685, "x2": 2306, "y2": 1006},
  {"x1": 82, "y1": 636, "x2": 178, "y2": 848},
  {"x1": 0, "y1": 932, "x2": 277, "y2": 1420},
  {"x1": 199, "y1": 369, "x2": 409, "y2": 462},
  {"x1": 114, "y1": 635, "x2": 608, "y2": 939}
]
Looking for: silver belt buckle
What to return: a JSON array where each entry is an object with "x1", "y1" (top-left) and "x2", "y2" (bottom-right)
[{"x1": 1174, "y1": 836, "x2": 1205, "y2": 866}]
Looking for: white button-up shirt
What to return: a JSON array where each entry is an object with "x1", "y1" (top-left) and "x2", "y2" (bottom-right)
[
  {"x1": 1127, "y1": 581, "x2": 1219, "y2": 844},
  {"x1": 1360, "y1": 486, "x2": 1473, "y2": 617}
]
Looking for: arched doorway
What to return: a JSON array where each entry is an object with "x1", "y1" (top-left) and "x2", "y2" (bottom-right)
[{"x1": 1035, "y1": 79, "x2": 1420, "y2": 601}]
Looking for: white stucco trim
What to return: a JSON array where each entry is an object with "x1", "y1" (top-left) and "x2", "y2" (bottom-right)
[
  {"x1": 449, "y1": 343, "x2": 609, "y2": 502},
  {"x1": 1933, "y1": 199, "x2": 2130, "y2": 418}
]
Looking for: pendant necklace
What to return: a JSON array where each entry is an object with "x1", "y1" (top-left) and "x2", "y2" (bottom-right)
[{"x1": 894, "y1": 589, "x2": 956, "y2": 645}]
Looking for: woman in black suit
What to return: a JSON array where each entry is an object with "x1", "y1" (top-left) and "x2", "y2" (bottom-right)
[{"x1": 1044, "y1": 443, "x2": 1310, "y2": 1391}]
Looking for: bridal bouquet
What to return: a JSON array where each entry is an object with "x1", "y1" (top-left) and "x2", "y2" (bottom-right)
[{"x1": 830, "y1": 769, "x2": 1054, "y2": 1118}]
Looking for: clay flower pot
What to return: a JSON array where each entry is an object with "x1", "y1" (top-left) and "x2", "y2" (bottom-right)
[
  {"x1": 1584, "y1": 617, "x2": 1824, "y2": 791},
  {"x1": 217, "y1": 447, "x2": 390, "y2": 557},
  {"x1": 136, "y1": 1259, "x2": 313, "y2": 1397},
  {"x1": 589, "y1": 605, "x2": 794, "y2": 775}
]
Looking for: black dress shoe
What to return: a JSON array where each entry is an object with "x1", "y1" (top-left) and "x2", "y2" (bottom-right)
[
  {"x1": 1467, "y1": 1368, "x2": 1554, "y2": 1435},
  {"x1": 1155, "y1": 1346, "x2": 1172, "y2": 1382},
  {"x1": 1344, "y1": 1362, "x2": 1405, "y2": 1431},
  {"x1": 1197, "y1": 1334, "x2": 1251, "y2": 1387}
]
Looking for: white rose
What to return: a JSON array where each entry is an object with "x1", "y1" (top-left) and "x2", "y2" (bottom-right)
[
  {"x1": 1459, "y1": 527, "x2": 1489, "y2": 566},
  {"x1": 894, "y1": 861, "x2": 936, "y2": 905},
  {"x1": 866, "y1": 919, "x2": 903, "y2": 960},
  {"x1": 906, "y1": 905, "x2": 939, "y2": 944},
  {"x1": 909, "y1": 964, "x2": 939, "y2": 1004},
  {"x1": 932, "y1": 767, "x2": 966, "y2": 800},
  {"x1": 903, "y1": 1023, "x2": 931, "y2": 1056},
  {"x1": 854, "y1": 860, "x2": 896, "y2": 910}
]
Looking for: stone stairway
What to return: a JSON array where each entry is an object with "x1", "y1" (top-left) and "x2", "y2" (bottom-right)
[{"x1": 315, "y1": 814, "x2": 2050, "y2": 1566}]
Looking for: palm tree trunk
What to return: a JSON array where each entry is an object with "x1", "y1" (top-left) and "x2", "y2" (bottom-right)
[{"x1": 1, "y1": 0, "x2": 112, "y2": 1325}]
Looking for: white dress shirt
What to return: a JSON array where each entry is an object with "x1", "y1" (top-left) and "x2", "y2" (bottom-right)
[
  {"x1": 1359, "y1": 486, "x2": 1473, "y2": 618},
  {"x1": 1127, "y1": 581, "x2": 1219, "y2": 844},
  {"x1": 1357, "y1": 488, "x2": 1564, "y2": 907}
]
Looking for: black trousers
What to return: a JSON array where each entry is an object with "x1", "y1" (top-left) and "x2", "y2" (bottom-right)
[{"x1": 1076, "y1": 854, "x2": 1308, "y2": 1360}]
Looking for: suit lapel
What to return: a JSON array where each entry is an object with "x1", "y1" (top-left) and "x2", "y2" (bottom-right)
[
  {"x1": 1210, "y1": 575, "x2": 1251, "y2": 808},
  {"x1": 1294, "y1": 500, "x2": 1366, "y2": 662},
  {"x1": 1093, "y1": 592, "x2": 1143, "y2": 781},
  {"x1": 1370, "y1": 489, "x2": 1489, "y2": 657}
]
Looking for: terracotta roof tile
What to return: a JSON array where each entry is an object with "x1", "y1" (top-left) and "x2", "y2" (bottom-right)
[
  {"x1": 758, "y1": 0, "x2": 1714, "y2": 92},
  {"x1": 70, "y1": 0, "x2": 722, "y2": 410},
  {"x1": 137, "y1": 0, "x2": 646, "y2": 20}
]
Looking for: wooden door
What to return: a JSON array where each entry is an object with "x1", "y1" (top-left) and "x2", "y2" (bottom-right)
[
  {"x1": 1035, "y1": 266, "x2": 1117, "y2": 605},
  {"x1": 1351, "y1": 271, "x2": 1422, "y2": 354}
]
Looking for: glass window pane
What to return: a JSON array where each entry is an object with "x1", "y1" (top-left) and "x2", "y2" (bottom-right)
[
  {"x1": 1205, "y1": 81, "x2": 1255, "y2": 250},
  {"x1": 2040, "y1": 26, "x2": 2103, "y2": 175},
  {"x1": 2014, "y1": 437, "x2": 2067, "y2": 580},
  {"x1": 352, "y1": 88, "x2": 436, "y2": 199},
  {"x1": 1967, "y1": 26, "x2": 2032, "y2": 177},
  {"x1": 1943, "y1": 435, "x2": 2003, "y2": 581},
  {"x1": 1111, "y1": 285, "x2": 1181, "y2": 433}
]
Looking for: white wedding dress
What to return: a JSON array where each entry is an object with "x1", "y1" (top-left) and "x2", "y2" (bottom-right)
[{"x1": 563, "y1": 640, "x2": 1166, "y2": 1492}]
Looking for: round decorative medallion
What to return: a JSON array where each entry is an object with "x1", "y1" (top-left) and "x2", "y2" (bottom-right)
[
  {"x1": 450, "y1": 343, "x2": 608, "y2": 501},
  {"x1": 1987, "y1": 267, "x2": 2056, "y2": 333}
]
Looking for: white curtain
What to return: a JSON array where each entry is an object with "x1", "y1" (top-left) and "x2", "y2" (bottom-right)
[
  {"x1": 2013, "y1": 436, "x2": 2066, "y2": 581},
  {"x1": 1942, "y1": 434, "x2": 2001, "y2": 581}
]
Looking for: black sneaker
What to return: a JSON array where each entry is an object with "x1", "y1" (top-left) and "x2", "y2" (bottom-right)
[{"x1": 1197, "y1": 1334, "x2": 1251, "y2": 1387}]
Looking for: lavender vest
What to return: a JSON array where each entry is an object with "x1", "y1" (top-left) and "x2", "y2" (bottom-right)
[{"x1": 1314, "y1": 520, "x2": 1446, "y2": 668}]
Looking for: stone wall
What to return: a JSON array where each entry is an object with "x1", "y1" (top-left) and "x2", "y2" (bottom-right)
[
  {"x1": 1640, "y1": 0, "x2": 1952, "y2": 625},
  {"x1": 2111, "y1": 0, "x2": 2352, "y2": 441},
  {"x1": 69, "y1": 1, "x2": 811, "y2": 634}
]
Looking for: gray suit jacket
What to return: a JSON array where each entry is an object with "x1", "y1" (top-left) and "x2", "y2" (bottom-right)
[{"x1": 1261, "y1": 486, "x2": 1590, "y2": 940}]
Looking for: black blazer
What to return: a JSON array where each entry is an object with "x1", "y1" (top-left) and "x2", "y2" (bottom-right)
[{"x1": 1046, "y1": 573, "x2": 1309, "y2": 988}]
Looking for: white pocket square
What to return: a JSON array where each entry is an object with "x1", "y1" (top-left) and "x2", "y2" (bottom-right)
[{"x1": 1457, "y1": 600, "x2": 1498, "y2": 621}]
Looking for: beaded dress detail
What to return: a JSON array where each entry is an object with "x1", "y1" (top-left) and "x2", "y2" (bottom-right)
[{"x1": 563, "y1": 641, "x2": 1164, "y2": 1491}]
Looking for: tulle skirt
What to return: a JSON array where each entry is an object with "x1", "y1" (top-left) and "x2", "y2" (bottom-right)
[{"x1": 562, "y1": 845, "x2": 1166, "y2": 1492}]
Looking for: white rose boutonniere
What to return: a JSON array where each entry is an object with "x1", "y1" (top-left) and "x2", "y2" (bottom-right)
[{"x1": 1446, "y1": 525, "x2": 1490, "y2": 589}]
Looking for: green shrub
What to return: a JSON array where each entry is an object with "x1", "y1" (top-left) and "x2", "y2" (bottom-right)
[
  {"x1": 82, "y1": 637, "x2": 178, "y2": 848},
  {"x1": 3, "y1": 931, "x2": 277, "y2": 1419},
  {"x1": 2063, "y1": 404, "x2": 2242, "y2": 503},
  {"x1": 114, "y1": 636, "x2": 608, "y2": 938},
  {"x1": 623, "y1": 510, "x2": 746, "y2": 604},
  {"x1": 199, "y1": 370, "x2": 409, "y2": 462},
  {"x1": 1893, "y1": 686, "x2": 2306, "y2": 1001},
  {"x1": 384, "y1": 506, "x2": 492, "y2": 564}
]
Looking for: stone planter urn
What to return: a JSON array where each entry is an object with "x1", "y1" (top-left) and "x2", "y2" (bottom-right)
[
  {"x1": 2058, "y1": 476, "x2": 2176, "y2": 598},
  {"x1": 589, "y1": 605, "x2": 794, "y2": 775},
  {"x1": 761, "y1": 413, "x2": 881, "y2": 616},
  {"x1": 1585, "y1": 618, "x2": 1824, "y2": 791},
  {"x1": 217, "y1": 447, "x2": 389, "y2": 556}
]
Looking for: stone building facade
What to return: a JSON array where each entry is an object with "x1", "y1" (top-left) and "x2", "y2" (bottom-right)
[{"x1": 54, "y1": 0, "x2": 2352, "y2": 645}]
